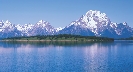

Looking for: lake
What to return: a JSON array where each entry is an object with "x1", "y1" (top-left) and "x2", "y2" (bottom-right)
[{"x1": 0, "y1": 41, "x2": 133, "y2": 72}]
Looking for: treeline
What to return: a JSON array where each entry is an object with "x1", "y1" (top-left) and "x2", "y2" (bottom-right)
[{"x1": 3, "y1": 34, "x2": 114, "y2": 41}]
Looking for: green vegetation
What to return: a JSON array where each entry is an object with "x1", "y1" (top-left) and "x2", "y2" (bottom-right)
[{"x1": 2, "y1": 34, "x2": 114, "y2": 42}]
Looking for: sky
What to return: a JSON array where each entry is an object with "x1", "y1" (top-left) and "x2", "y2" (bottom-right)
[{"x1": 0, "y1": 0, "x2": 133, "y2": 28}]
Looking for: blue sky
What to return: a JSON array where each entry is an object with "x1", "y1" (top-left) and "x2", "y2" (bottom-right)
[{"x1": 0, "y1": 0, "x2": 133, "y2": 28}]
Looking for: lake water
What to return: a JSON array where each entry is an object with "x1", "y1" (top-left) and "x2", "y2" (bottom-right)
[{"x1": 0, "y1": 41, "x2": 133, "y2": 72}]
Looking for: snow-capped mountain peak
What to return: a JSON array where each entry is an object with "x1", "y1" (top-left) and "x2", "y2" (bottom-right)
[
  {"x1": 59, "y1": 10, "x2": 133, "y2": 38},
  {"x1": 5, "y1": 20, "x2": 10, "y2": 23},
  {"x1": 68, "y1": 10, "x2": 110, "y2": 29},
  {"x1": 123, "y1": 22, "x2": 127, "y2": 25},
  {"x1": 36, "y1": 20, "x2": 50, "y2": 27},
  {"x1": 0, "y1": 10, "x2": 133, "y2": 39},
  {"x1": 4, "y1": 20, "x2": 12, "y2": 26},
  {"x1": 15, "y1": 24, "x2": 34, "y2": 31},
  {"x1": 38, "y1": 20, "x2": 45, "y2": 24},
  {"x1": 1, "y1": 20, "x2": 13, "y2": 29},
  {"x1": 86, "y1": 10, "x2": 107, "y2": 18},
  {"x1": 55, "y1": 27, "x2": 63, "y2": 32},
  {"x1": 84, "y1": 10, "x2": 110, "y2": 27}
]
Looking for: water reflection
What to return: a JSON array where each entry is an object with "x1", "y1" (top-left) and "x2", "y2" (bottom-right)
[
  {"x1": 0, "y1": 41, "x2": 115, "y2": 48},
  {"x1": 0, "y1": 41, "x2": 133, "y2": 72}
]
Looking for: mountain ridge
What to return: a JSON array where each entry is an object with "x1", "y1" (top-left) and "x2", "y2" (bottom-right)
[{"x1": 0, "y1": 10, "x2": 133, "y2": 39}]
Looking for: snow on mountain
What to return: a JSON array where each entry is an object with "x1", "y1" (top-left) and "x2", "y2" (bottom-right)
[
  {"x1": 16, "y1": 24, "x2": 33, "y2": 31},
  {"x1": 15, "y1": 24, "x2": 34, "y2": 36},
  {"x1": 60, "y1": 10, "x2": 111, "y2": 36},
  {"x1": 0, "y1": 20, "x2": 4, "y2": 32},
  {"x1": 59, "y1": 24, "x2": 95, "y2": 36},
  {"x1": 59, "y1": 10, "x2": 133, "y2": 38},
  {"x1": 0, "y1": 20, "x2": 22, "y2": 38},
  {"x1": 0, "y1": 10, "x2": 133, "y2": 39},
  {"x1": 30, "y1": 20, "x2": 55, "y2": 36},
  {"x1": 0, "y1": 20, "x2": 56, "y2": 38},
  {"x1": 55, "y1": 27, "x2": 63, "y2": 32},
  {"x1": 112, "y1": 22, "x2": 133, "y2": 38}
]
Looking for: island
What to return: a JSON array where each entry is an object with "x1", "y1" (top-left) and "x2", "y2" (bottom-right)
[{"x1": 2, "y1": 34, "x2": 114, "y2": 42}]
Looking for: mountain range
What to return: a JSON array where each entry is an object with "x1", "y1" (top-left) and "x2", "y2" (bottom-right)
[{"x1": 0, "y1": 10, "x2": 133, "y2": 39}]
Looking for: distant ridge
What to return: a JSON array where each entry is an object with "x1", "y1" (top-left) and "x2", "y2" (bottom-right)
[{"x1": 0, "y1": 10, "x2": 133, "y2": 38}]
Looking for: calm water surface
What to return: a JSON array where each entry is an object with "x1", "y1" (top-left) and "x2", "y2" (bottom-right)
[{"x1": 0, "y1": 41, "x2": 133, "y2": 72}]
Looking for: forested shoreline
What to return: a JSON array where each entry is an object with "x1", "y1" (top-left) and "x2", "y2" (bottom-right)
[{"x1": 2, "y1": 34, "x2": 114, "y2": 42}]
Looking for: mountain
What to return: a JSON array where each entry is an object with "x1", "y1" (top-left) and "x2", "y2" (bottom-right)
[
  {"x1": 0, "y1": 20, "x2": 21, "y2": 38},
  {"x1": 15, "y1": 24, "x2": 34, "y2": 36},
  {"x1": 0, "y1": 10, "x2": 133, "y2": 39},
  {"x1": 30, "y1": 20, "x2": 55, "y2": 36},
  {"x1": 58, "y1": 22, "x2": 95, "y2": 36},
  {"x1": 0, "y1": 20, "x2": 55, "y2": 38},
  {"x1": 59, "y1": 10, "x2": 133, "y2": 38}
]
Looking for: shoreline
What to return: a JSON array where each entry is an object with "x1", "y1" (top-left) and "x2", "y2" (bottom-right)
[{"x1": 0, "y1": 39, "x2": 113, "y2": 42}]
